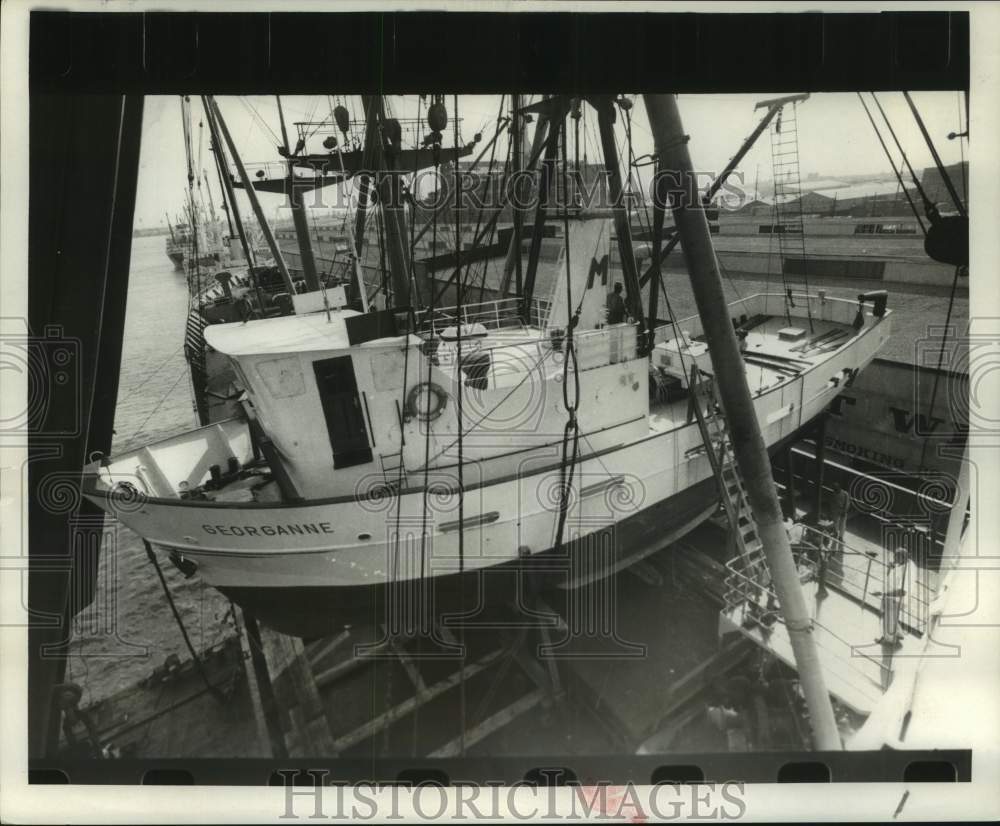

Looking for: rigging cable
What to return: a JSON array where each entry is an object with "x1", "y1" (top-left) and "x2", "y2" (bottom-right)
[
  {"x1": 855, "y1": 93, "x2": 927, "y2": 235},
  {"x1": 457, "y1": 96, "x2": 504, "y2": 296},
  {"x1": 553, "y1": 113, "x2": 581, "y2": 558},
  {"x1": 457, "y1": 95, "x2": 505, "y2": 302},
  {"x1": 870, "y1": 93, "x2": 938, "y2": 219},
  {"x1": 452, "y1": 94, "x2": 467, "y2": 759},
  {"x1": 418, "y1": 132, "x2": 443, "y2": 574},
  {"x1": 471, "y1": 112, "x2": 515, "y2": 303},
  {"x1": 142, "y1": 540, "x2": 226, "y2": 703},
  {"x1": 903, "y1": 91, "x2": 967, "y2": 218}
]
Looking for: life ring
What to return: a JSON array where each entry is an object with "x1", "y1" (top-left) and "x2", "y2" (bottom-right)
[{"x1": 405, "y1": 382, "x2": 448, "y2": 422}]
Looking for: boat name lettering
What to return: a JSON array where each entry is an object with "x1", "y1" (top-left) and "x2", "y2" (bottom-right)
[{"x1": 201, "y1": 522, "x2": 335, "y2": 537}]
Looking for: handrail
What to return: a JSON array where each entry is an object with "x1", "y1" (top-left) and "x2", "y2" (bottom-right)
[{"x1": 723, "y1": 523, "x2": 932, "y2": 636}]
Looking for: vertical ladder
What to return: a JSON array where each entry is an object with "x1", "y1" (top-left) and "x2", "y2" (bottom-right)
[
  {"x1": 689, "y1": 367, "x2": 773, "y2": 619},
  {"x1": 768, "y1": 103, "x2": 814, "y2": 331}
]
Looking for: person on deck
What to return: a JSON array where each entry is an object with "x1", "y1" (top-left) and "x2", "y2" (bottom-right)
[
  {"x1": 831, "y1": 481, "x2": 850, "y2": 543},
  {"x1": 606, "y1": 282, "x2": 627, "y2": 325}
]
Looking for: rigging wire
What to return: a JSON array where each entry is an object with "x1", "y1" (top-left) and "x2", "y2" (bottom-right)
[
  {"x1": 142, "y1": 540, "x2": 226, "y2": 704},
  {"x1": 470, "y1": 112, "x2": 515, "y2": 303},
  {"x1": 955, "y1": 91, "x2": 967, "y2": 204},
  {"x1": 870, "y1": 93, "x2": 937, "y2": 217},
  {"x1": 239, "y1": 96, "x2": 282, "y2": 146},
  {"x1": 902, "y1": 91, "x2": 967, "y2": 218},
  {"x1": 457, "y1": 95, "x2": 505, "y2": 298},
  {"x1": 855, "y1": 93, "x2": 927, "y2": 235},
  {"x1": 452, "y1": 94, "x2": 467, "y2": 760},
  {"x1": 553, "y1": 113, "x2": 581, "y2": 558}
]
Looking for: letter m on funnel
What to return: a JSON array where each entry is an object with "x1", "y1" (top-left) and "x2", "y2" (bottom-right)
[{"x1": 586, "y1": 254, "x2": 610, "y2": 290}]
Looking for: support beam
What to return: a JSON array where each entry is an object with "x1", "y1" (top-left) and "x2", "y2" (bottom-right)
[{"x1": 642, "y1": 93, "x2": 841, "y2": 751}]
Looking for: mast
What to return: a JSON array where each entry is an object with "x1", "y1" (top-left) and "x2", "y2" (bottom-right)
[
  {"x1": 353, "y1": 96, "x2": 410, "y2": 308},
  {"x1": 498, "y1": 94, "x2": 548, "y2": 299},
  {"x1": 642, "y1": 93, "x2": 842, "y2": 751},
  {"x1": 327, "y1": 101, "x2": 370, "y2": 313},
  {"x1": 521, "y1": 97, "x2": 571, "y2": 323},
  {"x1": 593, "y1": 96, "x2": 644, "y2": 336},
  {"x1": 371, "y1": 96, "x2": 412, "y2": 308},
  {"x1": 276, "y1": 95, "x2": 321, "y2": 291},
  {"x1": 201, "y1": 96, "x2": 266, "y2": 310},
  {"x1": 208, "y1": 96, "x2": 295, "y2": 295}
]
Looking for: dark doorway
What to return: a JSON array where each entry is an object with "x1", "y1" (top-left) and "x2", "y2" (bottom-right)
[{"x1": 312, "y1": 356, "x2": 373, "y2": 469}]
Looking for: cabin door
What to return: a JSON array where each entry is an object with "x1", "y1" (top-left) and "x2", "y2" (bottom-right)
[{"x1": 312, "y1": 356, "x2": 373, "y2": 469}]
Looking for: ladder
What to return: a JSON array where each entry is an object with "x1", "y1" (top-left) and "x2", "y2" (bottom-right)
[
  {"x1": 688, "y1": 366, "x2": 774, "y2": 621},
  {"x1": 768, "y1": 102, "x2": 814, "y2": 331}
]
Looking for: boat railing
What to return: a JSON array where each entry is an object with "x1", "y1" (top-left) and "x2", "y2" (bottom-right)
[
  {"x1": 723, "y1": 526, "x2": 932, "y2": 636},
  {"x1": 415, "y1": 297, "x2": 553, "y2": 335},
  {"x1": 437, "y1": 321, "x2": 641, "y2": 387},
  {"x1": 722, "y1": 525, "x2": 933, "y2": 691}
]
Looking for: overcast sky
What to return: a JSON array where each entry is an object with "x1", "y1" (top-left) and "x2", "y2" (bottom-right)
[{"x1": 134, "y1": 92, "x2": 968, "y2": 229}]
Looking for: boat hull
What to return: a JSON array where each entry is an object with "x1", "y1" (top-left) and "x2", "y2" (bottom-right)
[
  {"x1": 219, "y1": 476, "x2": 719, "y2": 637},
  {"x1": 85, "y1": 294, "x2": 891, "y2": 636}
]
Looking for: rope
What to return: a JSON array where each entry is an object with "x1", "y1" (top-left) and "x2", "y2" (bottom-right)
[{"x1": 142, "y1": 540, "x2": 225, "y2": 703}]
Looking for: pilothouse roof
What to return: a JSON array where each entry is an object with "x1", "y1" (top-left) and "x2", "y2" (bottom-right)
[{"x1": 205, "y1": 309, "x2": 363, "y2": 357}]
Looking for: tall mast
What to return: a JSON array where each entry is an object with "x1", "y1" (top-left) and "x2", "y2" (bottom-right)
[
  {"x1": 201, "y1": 95, "x2": 261, "y2": 298},
  {"x1": 498, "y1": 94, "x2": 547, "y2": 299},
  {"x1": 208, "y1": 96, "x2": 295, "y2": 295},
  {"x1": 593, "y1": 95, "x2": 643, "y2": 336},
  {"x1": 361, "y1": 95, "x2": 410, "y2": 308},
  {"x1": 328, "y1": 100, "x2": 370, "y2": 313},
  {"x1": 642, "y1": 93, "x2": 842, "y2": 751},
  {"x1": 276, "y1": 95, "x2": 321, "y2": 292}
]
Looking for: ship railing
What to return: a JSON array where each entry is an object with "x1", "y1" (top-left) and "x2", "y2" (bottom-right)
[
  {"x1": 433, "y1": 321, "x2": 641, "y2": 388},
  {"x1": 724, "y1": 527, "x2": 932, "y2": 636},
  {"x1": 722, "y1": 544, "x2": 897, "y2": 690},
  {"x1": 415, "y1": 297, "x2": 553, "y2": 335}
]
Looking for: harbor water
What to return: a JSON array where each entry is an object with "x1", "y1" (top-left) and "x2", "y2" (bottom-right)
[{"x1": 66, "y1": 235, "x2": 234, "y2": 704}]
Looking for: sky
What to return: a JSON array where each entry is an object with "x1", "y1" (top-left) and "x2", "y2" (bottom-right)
[{"x1": 134, "y1": 92, "x2": 968, "y2": 230}]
